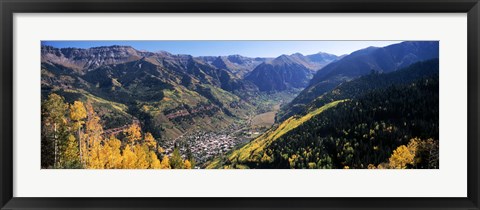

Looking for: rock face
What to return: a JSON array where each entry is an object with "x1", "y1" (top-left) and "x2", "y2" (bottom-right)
[
  {"x1": 42, "y1": 44, "x2": 340, "y2": 94},
  {"x1": 41, "y1": 45, "x2": 151, "y2": 72}
]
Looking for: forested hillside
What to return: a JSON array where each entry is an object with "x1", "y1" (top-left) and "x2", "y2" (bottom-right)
[
  {"x1": 281, "y1": 41, "x2": 439, "y2": 121},
  {"x1": 208, "y1": 59, "x2": 439, "y2": 169}
]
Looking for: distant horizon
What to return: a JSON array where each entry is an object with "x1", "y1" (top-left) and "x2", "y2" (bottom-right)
[{"x1": 41, "y1": 40, "x2": 402, "y2": 58}]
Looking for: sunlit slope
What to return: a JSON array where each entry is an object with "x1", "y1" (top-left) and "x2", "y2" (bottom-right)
[
  {"x1": 137, "y1": 84, "x2": 254, "y2": 140},
  {"x1": 56, "y1": 89, "x2": 134, "y2": 129},
  {"x1": 206, "y1": 99, "x2": 347, "y2": 169}
]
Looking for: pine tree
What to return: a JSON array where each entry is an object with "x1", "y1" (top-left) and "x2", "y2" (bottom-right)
[
  {"x1": 59, "y1": 134, "x2": 82, "y2": 168},
  {"x1": 170, "y1": 147, "x2": 184, "y2": 169},
  {"x1": 42, "y1": 93, "x2": 69, "y2": 168}
]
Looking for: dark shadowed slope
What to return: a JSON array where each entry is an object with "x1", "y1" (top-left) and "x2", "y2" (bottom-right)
[{"x1": 280, "y1": 41, "x2": 439, "y2": 121}]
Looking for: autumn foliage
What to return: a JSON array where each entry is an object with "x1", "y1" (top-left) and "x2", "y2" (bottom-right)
[
  {"x1": 372, "y1": 137, "x2": 439, "y2": 169},
  {"x1": 41, "y1": 93, "x2": 192, "y2": 169}
]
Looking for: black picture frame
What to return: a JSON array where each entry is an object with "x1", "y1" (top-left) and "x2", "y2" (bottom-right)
[{"x1": 1, "y1": 0, "x2": 479, "y2": 209}]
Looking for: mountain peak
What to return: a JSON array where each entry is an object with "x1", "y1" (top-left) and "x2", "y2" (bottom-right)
[
  {"x1": 270, "y1": 54, "x2": 295, "y2": 65},
  {"x1": 90, "y1": 45, "x2": 133, "y2": 49},
  {"x1": 283, "y1": 41, "x2": 440, "y2": 120},
  {"x1": 212, "y1": 56, "x2": 229, "y2": 69},
  {"x1": 291, "y1": 52, "x2": 304, "y2": 56}
]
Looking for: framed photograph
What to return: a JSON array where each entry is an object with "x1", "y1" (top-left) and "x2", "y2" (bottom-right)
[{"x1": 1, "y1": 0, "x2": 479, "y2": 209}]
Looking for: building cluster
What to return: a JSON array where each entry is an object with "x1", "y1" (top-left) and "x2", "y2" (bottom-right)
[{"x1": 161, "y1": 124, "x2": 248, "y2": 165}]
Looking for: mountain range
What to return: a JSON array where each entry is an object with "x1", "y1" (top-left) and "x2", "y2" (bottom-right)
[
  {"x1": 41, "y1": 41, "x2": 440, "y2": 169},
  {"x1": 41, "y1": 45, "x2": 339, "y2": 139},
  {"x1": 279, "y1": 41, "x2": 439, "y2": 121}
]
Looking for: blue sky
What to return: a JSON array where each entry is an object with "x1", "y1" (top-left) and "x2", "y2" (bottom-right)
[{"x1": 42, "y1": 40, "x2": 402, "y2": 57}]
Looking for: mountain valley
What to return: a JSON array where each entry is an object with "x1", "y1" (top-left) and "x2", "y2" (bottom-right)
[{"x1": 41, "y1": 41, "x2": 440, "y2": 169}]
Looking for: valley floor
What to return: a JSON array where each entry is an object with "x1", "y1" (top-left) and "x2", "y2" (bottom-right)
[{"x1": 159, "y1": 95, "x2": 296, "y2": 168}]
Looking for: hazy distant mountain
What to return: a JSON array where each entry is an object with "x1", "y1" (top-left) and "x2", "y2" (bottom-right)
[
  {"x1": 280, "y1": 41, "x2": 439, "y2": 121},
  {"x1": 288, "y1": 52, "x2": 338, "y2": 70},
  {"x1": 311, "y1": 41, "x2": 439, "y2": 85},
  {"x1": 197, "y1": 55, "x2": 272, "y2": 78},
  {"x1": 243, "y1": 52, "x2": 339, "y2": 92}
]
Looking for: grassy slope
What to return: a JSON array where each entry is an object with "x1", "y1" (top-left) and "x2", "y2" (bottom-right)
[
  {"x1": 206, "y1": 99, "x2": 346, "y2": 169},
  {"x1": 139, "y1": 84, "x2": 251, "y2": 140},
  {"x1": 251, "y1": 111, "x2": 276, "y2": 128},
  {"x1": 58, "y1": 89, "x2": 134, "y2": 129}
]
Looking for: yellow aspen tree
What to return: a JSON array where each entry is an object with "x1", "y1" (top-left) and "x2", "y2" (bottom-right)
[
  {"x1": 123, "y1": 124, "x2": 142, "y2": 147},
  {"x1": 86, "y1": 142, "x2": 99, "y2": 169},
  {"x1": 121, "y1": 144, "x2": 137, "y2": 169},
  {"x1": 134, "y1": 144, "x2": 149, "y2": 169},
  {"x1": 83, "y1": 101, "x2": 104, "y2": 166},
  {"x1": 87, "y1": 140, "x2": 105, "y2": 169},
  {"x1": 288, "y1": 154, "x2": 298, "y2": 169},
  {"x1": 97, "y1": 142, "x2": 108, "y2": 169},
  {"x1": 184, "y1": 160, "x2": 192, "y2": 169},
  {"x1": 149, "y1": 151, "x2": 161, "y2": 169},
  {"x1": 407, "y1": 138, "x2": 420, "y2": 154},
  {"x1": 388, "y1": 145, "x2": 415, "y2": 169},
  {"x1": 105, "y1": 135, "x2": 123, "y2": 169},
  {"x1": 401, "y1": 137, "x2": 439, "y2": 168},
  {"x1": 160, "y1": 155, "x2": 171, "y2": 169},
  {"x1": 407, "y1": 137, "x2": 421, "y2": 166},
  {"x1": 189, "y1": 158, "x2": 196, "y2": 169},
  {"x1": 69, "y1": 101, "x2": 87, "y2": 162},
  {"x1": 100, "y1": 139, "x2": 113, "y2": 169},
  {"x1": 144, "y1": 132, "x2": 157, "y2": 150},
  {"x1": 157, "y1": 146, "x2": 165, "y2": 154},
  {"x1": 261, "y1": 153, "x2": 272, "y2": 163}
]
